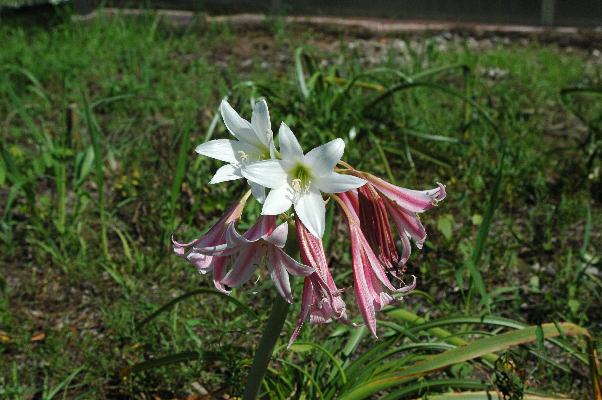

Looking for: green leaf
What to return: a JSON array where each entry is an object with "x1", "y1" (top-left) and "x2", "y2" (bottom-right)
[
  {"x1": 471, "y1": 214, "x2": 483, "y2": 225},
  {"x1": 75, "y1": 146, "x2": 95, "y2": 186},
  {"x1": 436, "y1": 214, "x2": 455, "y2": 241},
  {"x1": 413, "y1": 392, "x2": 573, "y2": 400},
  {"x1": 536, "y1": 324, "x2": 545, "y2": 352},
  {"x1": 401, "y1": 127, "x2": 462, "y2": 144},
  {"x1": 289, "y1": 343, "x2": 313, "y2": 352},
  {"x1": 81, "y1": 92, "x2": 109, "y2": 260},
  {"x1": 339, "y1": 322, "x2": 594, "y2": 400},
  {"x1": 294, "y1": 47, "x2": 310, "y2": 98},
  {"x1": 136, "y1": 288, "x2": 258, "y2": 330},
  {"x1": 381, "y1": 379, "x2": 490, "y2": 400},
  {"x1": 276, "y1": 358, "x2": 325, "y2": 398},
  {"x1": 111, "y1": 225, "x2": 133, "y2": 262},
  {"x1": 365, "y1": 81, "x2": 501, "y2": 139},
  {"x1": 120, "y1": 350, "x2": 221, "y2": 378},
  {"x1": 0, "y1": 155, "x2": 5, "y2": 185},
  {"x1": 166, "y1": 120, "x2": 193, "y2": 237},
  {"x1": 369, "y1": 133, "x2": 395, "y2": 183},
  {"x1": 568, "y1": 299, "x2": 581, "y2": 314},
  {"x1": 343, "y1": 326, "x2": 368, "y2": 357},
  {"x1": 285, "y1": 341, "x2": 347, "y2": 384},
  {"x1": 322, "y1": 204, "x2": 335, "y2": 252},
  {"x1": 386, "y1": 309, "x2": 498, "y2": 365},
  {"x1": 560, "y1": 86, "x2": 602, "y2": 133},
  {"x1": 467, "y1": 149, "x2": 506, "y2": 310},
  {"x1": 44, "y1": 366, "x2": 84, "y2": 400},
  {"x1": 410, "y1": 63, "x2": 470, "y2": 82},
  {"x1": 580, "y1": 204, "x2": 592, "y2": 258},
  {"x1": 389, "y1": 313, "x2": 589, "y2": 368}
]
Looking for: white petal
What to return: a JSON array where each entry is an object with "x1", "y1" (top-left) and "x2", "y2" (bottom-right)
[
  {"x1": 225, "y1": 223, "x2": 253, "y2": 247},
  {"x1": 267, "y1": 246, "x2": 293, "y2": 303},
  {"x1": 269, "y1": 139, "x2": 277, "y2": 159},
  {"x1": 209, "y1": 164, "x2": 241, "y2": 184},
  {"x1": 242, "y1": 160, "x2": 288, "y2": 189},
  {"x1": 186, "y1": 251, "x2": 213, "y2": 274},
  {"x1": 244, "y1": 215, "x2": 276, "y2": 242},
  {"x1": 201, "y1": 242, "x2": 236, "y2": 257},
  {"x1": 278, "y1": 123, "x2": 304, "y2": 162},
  {"x1": 250, "y1": 181, "x2": 266, "y2": 204},
  {"x1": 314, "y1": 172, "x2": 366, "y2": 193},
  {"x1": 304, "y1": 138, "x2": 344, "y2": 176},
  {"x1": 262, "y1": 186, "x2": 293, "y2": 215},
  {"x1": 195, "y1": 139, "x2": 255, "y2": 164},
  {"x1": 251, "y1": 99, "x2": 272, "y2": 148},
  {"x1": 294, "y1": 188, "x2": 325, "y2": 238},
  {"x1": 222, "y1": 246, "x2": 261, "y2": 287},
  {"x1": 212, "y1": 256, "x2": 230, "y2": 293},
  {"x1": 263, "y1": 222, "x2": 288, "y2": 248},
  {"x1": 275, "y1": 247, "x2": 314, "y2": 276},
  {"x1": 220, "y1": 99, "x2": 263, "y2": 148}
]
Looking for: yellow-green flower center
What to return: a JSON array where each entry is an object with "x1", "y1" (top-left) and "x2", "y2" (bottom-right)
[
  {"x1": 259, "y1": 147, "x2": 271, "y2": 161},
  {"x1": 290, "y1": 163, "x2": 313, "y2": 193}
]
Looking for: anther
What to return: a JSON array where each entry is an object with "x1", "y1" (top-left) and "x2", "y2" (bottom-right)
[{"x1": 237, "y1": 151, "x2": 249, "y2": 162}]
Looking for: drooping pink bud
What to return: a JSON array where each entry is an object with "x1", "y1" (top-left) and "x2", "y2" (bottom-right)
[
  {"x1": 365, "y1": 173, "x2": 445, "y2": 250},
  {"x1": 365, "y1": 173, "x2": 446, "y2": 213},
  {"x1": 336, "y1": 191, "x2": 415, "y2": 337},
  {"x1": 357, "y1": 184, "x2": 405, "y2": 272},
  {"x1": 289, "y1": 218, "x2": 347, "y2": 346}
]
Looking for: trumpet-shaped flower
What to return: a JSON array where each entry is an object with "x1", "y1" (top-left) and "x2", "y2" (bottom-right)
[
  {"x1": 337, "y1": 191, "x2": 416, "y2": 337},
  {"x1": 202, "y1": 215, "x2": 314, "y2": 302},
  {"x1": 290, "y1": 219, "x2": 347, "y2": 345},
  {"x1": 364, "y1": 173, "x2": 446, "y2": 249},
  {"x1": 357, "y1": 184, "x2": 408, "y2": 272},
  {"x1": 195, "y1": 99, "x2": 276, "y2": 202},
  {"x1": 242, "y1": 123, "x2": 366, "y2": 238},
  {"x1": 172, "y1": 192, "x2": 250, "y2": 292}
]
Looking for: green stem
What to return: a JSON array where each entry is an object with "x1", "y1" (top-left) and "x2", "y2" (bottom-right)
[{"x1": 243, "y1": 295, "x2": 290, "y2": 400}]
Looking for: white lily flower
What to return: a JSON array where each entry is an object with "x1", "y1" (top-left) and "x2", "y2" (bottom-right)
[
  {"x1": 242, "y1": 123, "x2": 366, "y2": 238},
  {"x1": 195, "y1": 99, "x2": 276, "y2": 203}
]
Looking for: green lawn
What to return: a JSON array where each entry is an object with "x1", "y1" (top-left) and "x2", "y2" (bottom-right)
[{"x1": 0, "y1": 11, "x2": 601, "y2": 399}]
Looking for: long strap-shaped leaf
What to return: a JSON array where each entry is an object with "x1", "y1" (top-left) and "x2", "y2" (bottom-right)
[
  {"x1": 389, "y1": 311, "x2": 589, "y2": 366},
  {"x1": 119, "y1": 350, "x2": 223, "y2": 379},
  {"x1": 411, "y1": 392, "x2": 573, "y2": 400},
  {"x1": 339, "y1": 322, "x2": 601, "y2": 400},
  {"x1": 136, "y1": 288, "x2": 257, "y2": 330}
]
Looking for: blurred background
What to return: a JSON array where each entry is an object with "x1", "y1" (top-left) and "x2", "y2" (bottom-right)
[
  {"x1": 0, "y1": 1, "x2": 601, "y2": 399},
  {"x1": 2, "y1": 0, "x2": 602, "y2": 26}
]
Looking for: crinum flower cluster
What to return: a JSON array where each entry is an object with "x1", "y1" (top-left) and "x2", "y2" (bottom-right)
[{"x1": 173, "y1": 98, "x2": 446, "y2": 343}]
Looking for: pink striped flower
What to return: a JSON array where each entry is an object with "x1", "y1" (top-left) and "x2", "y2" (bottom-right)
[
  {"x1": 364, "y1": 173, "x2": 446, "y2": 250},
  {"x1": 172, "y1": 192, "x2": 250, "y2": 292},
  {"x1": 337, "y1": 191, "x2": 416, "y2": 337},
  {"x1": 357, "y1": 184, "x2": 408, "y2": 275},
  {"x1": 201, "y1": 215, "x2": 314, "y2": 302},
  {"x1": 290, "y1": 219, "x2": 348, "y2": 345}
]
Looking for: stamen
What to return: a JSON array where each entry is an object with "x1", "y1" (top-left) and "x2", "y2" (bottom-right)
[
  {"x1": 290, "y1": 178, "x2": 312, "y2": 204},
  {"x1": 291, "y1": 178, "x2": 302, "y2": 193},
  {"x1": 237, "y1": 151, "x2": 249, "y2": 162},
  {"x1": 291, "y1": 179, "x2": 302, "y2": 203}
]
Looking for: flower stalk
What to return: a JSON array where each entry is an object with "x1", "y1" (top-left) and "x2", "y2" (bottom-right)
[
  {"x1": 242, "y1": 286, "x2": 290, "y2": 400},
  {"x1": 173, "y1": 96, "x2": 447, "y2": 392}
]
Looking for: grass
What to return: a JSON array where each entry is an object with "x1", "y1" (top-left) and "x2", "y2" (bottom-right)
[{"x1": 0, "y1": 10, "x2": 601, "y2": 399}]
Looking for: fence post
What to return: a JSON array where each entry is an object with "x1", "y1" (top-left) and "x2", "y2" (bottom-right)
[{"x1": 541, "y1": 0, "x2": 556, "y2": 26}]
